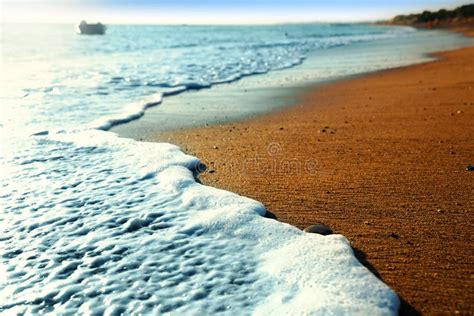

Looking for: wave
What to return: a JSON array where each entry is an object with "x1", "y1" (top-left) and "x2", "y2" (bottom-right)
[{"x1": 0, "y1": 128, "x2": 399, "y2": 314}]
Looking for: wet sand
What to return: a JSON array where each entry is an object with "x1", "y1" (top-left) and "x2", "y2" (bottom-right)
[{"x1": 150, "y1": 46, "x2": 474, "y2": 314}]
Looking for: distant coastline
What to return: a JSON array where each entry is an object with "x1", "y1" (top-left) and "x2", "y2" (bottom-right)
[{"x1": 381, "y1": 3, "x2": 474, "y2": 29}]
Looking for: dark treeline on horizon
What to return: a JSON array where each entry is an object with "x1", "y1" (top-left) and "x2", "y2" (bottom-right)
[{"x1": 392, "y1": 3, "x2": 474, "y2": 25}]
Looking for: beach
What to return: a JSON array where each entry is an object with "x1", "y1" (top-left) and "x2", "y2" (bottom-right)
[
  {"x1": 2, "y1": 21, "x2": 473, "y2": 314},
  {"x1": 151, "y1": 44, "x2": 474, "y2": 314}
]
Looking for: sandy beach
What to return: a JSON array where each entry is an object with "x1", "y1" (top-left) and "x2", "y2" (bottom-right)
[{"x1": 151, "y1": 45, "x2": 474, "y2": 314}]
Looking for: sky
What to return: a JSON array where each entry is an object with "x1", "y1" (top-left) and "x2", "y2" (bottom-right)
[{"x1": 1, "y1": 0, "x2": 471, "y2": 24}]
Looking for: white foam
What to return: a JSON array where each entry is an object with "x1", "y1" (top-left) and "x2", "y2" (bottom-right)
[
  {"x1": 91, "y1": 87, "x2": 188, "y2": 131},
  {"x1": 0, "y1": 129, "x2": 399, "y2": 314}
]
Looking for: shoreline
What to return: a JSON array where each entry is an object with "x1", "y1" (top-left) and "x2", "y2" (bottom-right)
[
  {"x1": 150, "y1": 44, "x2": 474, "y2": 314},
  {"x1": 112, "y1": 27, "x2": 473, "y2": 140}
]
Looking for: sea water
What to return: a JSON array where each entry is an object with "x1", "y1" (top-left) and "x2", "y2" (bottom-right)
[
  {"x1": 1, "y1": 23, "x2": 472, "y2": 314},
  {"x1": 110, "y1": 26, "x2": 474, "y2": 137}
]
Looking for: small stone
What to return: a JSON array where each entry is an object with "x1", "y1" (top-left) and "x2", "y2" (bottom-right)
[
  {"x1": 213, "y1": 146, "x2": 218, "y2": 149},
  {"x1": 364, "y1": 221, "x2": 370, "y2": 225},
  {"x1": 388, "y1": 232, "x2": 400, "y2": 239},
  {"x1": 456, "y1": 110, "x2": 463, "y2": 114},
  {"x1": 303, "y1": 224, "x2": 333, "y2": 235},
  {"x1": 195, "y1": 163, "x2": 207, "y2": 173},
  {"x1": 466, "y1": 165, "x2": 474, "y2": 171},
  {"x1": 436, "y1": 209, "x2": 444, "y2": 213},
  {"x1": 450, "y1": 151, "x2": 455, "y2": 155},
  {"x1": 208, "y1": 169, "x2": 216, "y2": 174}
]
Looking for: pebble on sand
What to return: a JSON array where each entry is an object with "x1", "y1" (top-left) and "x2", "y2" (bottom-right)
[
  {"x1": 466, "y1": 165, "x2": 474, "y2": 171},
  {"x1": 388, "y1": 232, "x2": 400, "y2": 239},
  {"x1": 303, "y1": 224, "x2": 333, "y2": 235}
]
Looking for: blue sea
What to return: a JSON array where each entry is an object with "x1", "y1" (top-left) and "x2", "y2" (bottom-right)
[{"x1": 1, "y1": 23, "x2": 472, "y2": 314}]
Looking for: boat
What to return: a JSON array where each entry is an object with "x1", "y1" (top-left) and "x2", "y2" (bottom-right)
[{"x1": 77, "y1": 21, "x2": 106, "y2": 35}]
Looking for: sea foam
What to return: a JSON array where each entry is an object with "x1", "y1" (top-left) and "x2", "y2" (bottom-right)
[{"x1": 1, "y1": 129, "x2": 399, "y2": 314}]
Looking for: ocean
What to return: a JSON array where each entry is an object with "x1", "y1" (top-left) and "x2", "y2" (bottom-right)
[{"x1": 1, "y1": 23, "x2": 472, "y2": 314}]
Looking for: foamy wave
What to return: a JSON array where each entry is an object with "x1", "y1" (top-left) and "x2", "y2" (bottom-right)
[
  {"x1": 91, "y1": 86, "x2": 189, "y2": 130},
  {"x1": 1, "y1": 129, "x2": 399, "y2": 314}
]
